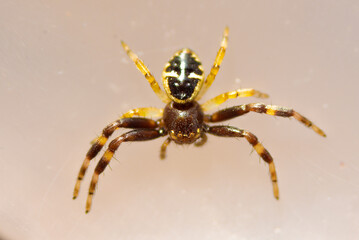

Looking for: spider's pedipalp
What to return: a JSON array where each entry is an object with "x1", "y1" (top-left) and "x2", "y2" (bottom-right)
[
  {"x1": 205, "y1": 103, "x2": 326, "y2": 137},
  {"x1": 121, "y1": 41, "x2": 170, "y2": 103},
  {"x1": 201, "y1": 88, "x2": 269, "y2": 112},
  {"x1": 73, "y1": 117, "x2": 159, "y2": 199},
  {"x1": 194, "y1": 133, "x2": 207, "y2": 147},
  {"x1": 207, "y1": 125, "x2": 279, "y2": 199},
  {"x1": 196, "y1": 27, "x2": 229, "y2": 100},
  {"x1": 160, "y1": 137, "x2": 171, "y2": 160},
  {"x1": 86, "y1": 128, "x2": 166, "y2": 213}
]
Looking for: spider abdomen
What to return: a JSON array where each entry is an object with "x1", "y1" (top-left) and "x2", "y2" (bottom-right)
[
  {"x1": 163, "y1": 101, "x2": 204, "y2": 144},
  {"x1": 162, "y1": 49, "x2": 205, "y2": 104}
]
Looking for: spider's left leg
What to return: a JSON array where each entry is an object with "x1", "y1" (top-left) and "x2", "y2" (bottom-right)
[
  {"x1": 74, "y1": 107, "x2": 163, "y2": 199},
  {"x1": 205, "y1": 103, "x2": 326, "y2": 137},
  {"x1": 196, "y1": 27, "x2": 229, "y2": 100},
  {"x1": 207, "y1": 125, "x2": 279, "y2": 199},
  {"x1": 201, "y1": 88, "x2": 269, "y2": 112},
  {"x1": 86, "y1": 128, "x2": 167, "y2": 213},
  {"x1": 121, "y1": 41, "x2": 170, "y2": 103}
]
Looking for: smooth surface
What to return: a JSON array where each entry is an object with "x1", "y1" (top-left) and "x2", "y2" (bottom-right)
[{"x1": 0, "y1": 1, "x2": 358, "y2": 239}]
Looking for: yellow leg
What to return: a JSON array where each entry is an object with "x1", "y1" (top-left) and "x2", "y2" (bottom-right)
[
  {"x1": 120, "y1": 107, "x2": 163, "y2": 119},
  {"x1": 121, "y1": 41, "x2": 170, "y2": 103},
  {"x1": 196, "y1": 27, "x2": 229, "y2": 101},
  {"x1": 201, "y1": 88, "x2": 269, "y2": 112}
]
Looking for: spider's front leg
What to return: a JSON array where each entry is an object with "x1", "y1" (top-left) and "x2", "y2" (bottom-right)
[
  {"x1": 205, "y1": 103, "x2": 326, "y2": 137},
  {"x1": 73, "y1": 109, "x2": 162, "y2": 199},
  {"x1": 207, "y1": 125, "x2": 279, "y2": 199},
  {"x1": 86, "y1": 128, "x2": 167, "y2": 213}
]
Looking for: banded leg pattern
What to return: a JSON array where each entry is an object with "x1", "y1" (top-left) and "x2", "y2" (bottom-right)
[
  {"x1": 206, "y1": 103, "x2": 326, "y2": 137},
  {"x1": 196, "y1": 27, "x2": 229, "y2": 100},
  {"x1": 121, "y1": 41, "x2": 170, "y2": 103},
  {"x1": 207, "y1": 125, "x2": 279, "y2": 199},
  {"x1": 86, "y1": 128, "x2": 166, "y2": 213},
  {"x1": 73, "y1": 118, "x2": 158, "y2": 199},
  {"x1": 201, "y1": 88, "x2": 269, "y2": 112}
]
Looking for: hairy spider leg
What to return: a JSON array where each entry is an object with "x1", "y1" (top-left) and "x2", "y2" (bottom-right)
[
  {"x1": 86, "y1": 128, "x2": 166, "y2": 213},
  {"x1": 73, "y1": 109, "x2": 162, "y2": 199},
  {"x1": 88, "y1": 107, "x2": 163, "y2": 147},
  {"x1": 120, "y1": 107, "x2": 163, "y2": 119},
  {"x1": 74, "y1": 118, "x2": 159, "y2": 199},
  {"x1": 205, "y1": 103, "x2": 326, "y2": 137},
  {"x1": 196, "y1": 27, "x2": 229, "y2": 100},
  {"x1": 201, "y1": 88, "x2": 269, "y2": 112},
  {"x1": 207, "y1": 125, "x2": 279, "y2": 199},
  {"x1": 160, "y1": 137, "x2": 171, "y2": 160},
  {"x1": 121, "y1": 41, "x2": 170, "y2": 103}
]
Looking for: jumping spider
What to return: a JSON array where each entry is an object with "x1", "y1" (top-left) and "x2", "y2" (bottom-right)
[{"x1": 73, "y1": 27, "x2": 326, "y2": 213}]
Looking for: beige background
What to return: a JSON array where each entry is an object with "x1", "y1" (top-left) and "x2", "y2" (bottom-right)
[{"x1": 1, "y1": 1, "x2": 358, "y2": 240}]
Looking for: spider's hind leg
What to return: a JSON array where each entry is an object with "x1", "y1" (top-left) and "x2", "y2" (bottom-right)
[
  {"x1": 121, "y1": 41, "x2": 170, "y2": 103},
  {"x1": 207, "y1": 125, "x2": 279, "y2": 199},
  {"x1": 196, "y1": 27, "x2": 229, "y2": 100}
]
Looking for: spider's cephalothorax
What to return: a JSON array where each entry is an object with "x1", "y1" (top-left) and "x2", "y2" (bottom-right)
[
  {"x1": 163, "y1": 101, "x2": 204, "y2": 144},
  {"x1": 73, "y1": 27, "x2": 326, "y2": 213}
]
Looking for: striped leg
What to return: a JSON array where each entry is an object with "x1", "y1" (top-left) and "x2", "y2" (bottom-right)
[
  {"x1": 120, "y1": 107, "x2": 163, "y2": 119},
  {"x1": 73, "y1": 117, "x2": 159, "y2": 199},
  {"x1": 196, "y1": 27, "x2": 229, "y2": 100},
  {"x1": 207, "y1": 126, "x2": 279, "y2": 199},
  {"x1": 121, "y1": 41, "x2": 170, "y2": 103},
  {"x1": 86, "y1": 128, "x2": 166, "y2": 213},
  {"x1": 201, "y1": 88, "x2": 269, "y2": 112},
  {"x1": 205, "y1": 103, "x2": 326, "y2": 137}
]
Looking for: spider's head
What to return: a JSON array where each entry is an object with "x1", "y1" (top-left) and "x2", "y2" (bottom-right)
[{"x1": 162, "y1": 49, "x2": 205, "y2": 104}]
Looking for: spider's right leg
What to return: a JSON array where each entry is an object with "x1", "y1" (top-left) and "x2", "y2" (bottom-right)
[
  {"x1": 73, "y1": 107, "x2": 163, "y2": 199},
  {"x1": 121, "y1": 41, "x2": 170, "y2": 103},
  {"x1": 201, "y1": 88, "x2": 269, "y2": 112},
  {"x1": 207, "y1": 125, "x2": 279, "y2": 199}
]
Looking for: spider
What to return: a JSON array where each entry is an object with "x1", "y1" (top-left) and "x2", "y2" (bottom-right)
[{"x1": 73, "y1": 27, "x2": 326, "y2": 213}]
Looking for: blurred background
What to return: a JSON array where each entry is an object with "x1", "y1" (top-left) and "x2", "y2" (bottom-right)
[{"x1": 0, "y1": 0, "x2": 358, "y2": 239}]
